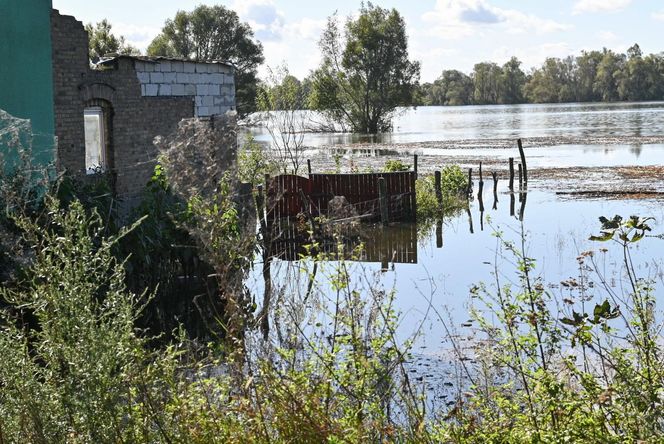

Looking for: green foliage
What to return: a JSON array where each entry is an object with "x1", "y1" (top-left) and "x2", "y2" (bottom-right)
[
  {"x1": 416, "y1": 165, "x2": 468, "y2": 221},
  {"x1": 436, "y1": 215, "x2": 664, "y2": 442},
  {"x1": 237, "y1": 135, "x2": 275, "y2": 184},
  {"x1": 310, "y1": 4, "x2": 421, "y2": 133},
  {"x1": 147, "y1": 5, "x2": 264, "y2": 115},
  {"x1": 473, "y1": 61, "x2": 503, "y2": 105},
  {"x1": 419, "y1": 44, "x2": 664, "y2": 106},
  {"x1": 382, "y1": 159, "x2": 410, "y2": 172},
  {"x1": 419, "y1": 69, "x2": 474, "y2": 106},
  {"x1": 85, "y1": 19, "x2": 140, "y2": 63},
  {"x1": 0, "y1": 199, "x2": 152, "y2": 441}
]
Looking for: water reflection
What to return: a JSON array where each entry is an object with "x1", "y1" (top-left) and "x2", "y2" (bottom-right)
[
  {"x1": 263, "y1": 186, "x2": 529, "y2": 268},
  {"x1": 246, "y1": 102, "x2": 664, "y2": 147},
  {"x1": 247, "y1": 186, "x2": 664, "y2": 350}
]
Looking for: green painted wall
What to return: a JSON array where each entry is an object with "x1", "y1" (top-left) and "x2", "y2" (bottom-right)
[{"x1": 0, "y1": 0, "x2": 56, "y2": 168}]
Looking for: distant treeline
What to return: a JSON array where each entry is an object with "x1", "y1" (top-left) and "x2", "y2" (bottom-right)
[{"x1": 418, "y1": 44, "x2": 664, "y2": 106}]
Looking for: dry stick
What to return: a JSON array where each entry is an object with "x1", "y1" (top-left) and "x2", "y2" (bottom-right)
[
  {"x1": 261, "y1": 251, "x2": 272, "y2": 340},
  {"x1": 492, "y1": 171, "x2": 498, "y2": 210},
  {"x1": 517, "y1": 138, "x2": 528, "y2": 186},
  {"x1": 307, "y1": 158, "x2": 312, "y2": 176},
  {"x1": 256, "y1": 185, "x2": 266, "y2": 232},
  {"x1": 508, "y1": 157, "x2": 515, "y2": 190}
]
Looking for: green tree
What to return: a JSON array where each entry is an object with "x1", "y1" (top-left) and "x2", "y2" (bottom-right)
[
  {"x1": 594, "y1": 49, "x2": 625, "y2": 102},
  {"x1": 643, "y1": 53, "x2": 664, "y2": 100},
  {"x1": 310, "y1": 4, "x2": 420, "y2": 134},
  {"x1": 147, "y1": 5, "x2": 265, "y2": 115},
  {"x1": 575, "y1": 50, "x2": 603, "y2": 102},
  {"x1": 500, "y1": 57, "x2": 526, "y2": 104},
  {"x1": 619, "y1": 44, "x2": 648, "y2": 101},
  {"x1": 423, "y1": 70, "x2": 474, "y2": 105},
  {"x1": 472, "y1": 62, "x2": 502, "y2": 104},
  {"x1": 524, "y1": 57, "x2": 577, "y2": 103},
  {"x1": 85, "y1": 20, "x2": 140, "y2": 63}
]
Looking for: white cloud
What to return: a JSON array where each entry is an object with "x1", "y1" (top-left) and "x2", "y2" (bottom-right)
[
  {"x1": 254, "y1": 16, "x2": 326, "y2": 79},
  {"x1": 283, "y1": 17, "x2": 326, "y2": 41},
  {"x1": 113, "y1": 23, "x2": 161, "y2": 51},
  {"x1": 652, "y1": 10, "x2": 664, "y2": 21},
  {"x1": 596, "y1": 30, "x2": 618, "y2": 42},
  {"x1": 232, "y1": 0, "x2": 286, "y2": 41},
  {"x1": 572, "y1": 0, "x2": 632, "y2": 15},
  {"x1": 422, "y1": 0, "x2": 569, "y2": 40}
]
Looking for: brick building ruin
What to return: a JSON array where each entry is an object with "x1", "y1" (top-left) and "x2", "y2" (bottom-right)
[{"x1": 50, "y1": 9, "x2": 238, "y2": 209}]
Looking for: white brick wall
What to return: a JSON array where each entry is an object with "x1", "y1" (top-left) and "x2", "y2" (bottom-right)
[{"x1": 135, "y1": 60, "x2": 235, "y2": 117}]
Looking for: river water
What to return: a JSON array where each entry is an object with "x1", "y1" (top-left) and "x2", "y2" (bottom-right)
[
  {"x1": 249, "y1": 101, "x2": 664, "y2": 145},
  {"x1": 246, "y1": 102, "x2": 664, "y2": 358}
]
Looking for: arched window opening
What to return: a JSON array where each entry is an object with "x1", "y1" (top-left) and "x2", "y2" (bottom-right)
[{"x1": 84, "y1": 106, "x2": 107, "y2": 174}]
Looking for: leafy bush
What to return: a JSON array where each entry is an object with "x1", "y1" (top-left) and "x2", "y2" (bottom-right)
[
  {"x1": 416, "y1": 165, "x2": 468, "y2": 221},
  {"x1": 383, "y1": 159, "x2": 410, "y2": 172},
  {"x1": 0, "y1": 199, "x2": 152, "y2": 441},
  {"x1": 238, "y1": 135, "x2": 276, "y2": 185},
  {"x1": 435, "y1": 215, "x2": 664, "y2": 442}
]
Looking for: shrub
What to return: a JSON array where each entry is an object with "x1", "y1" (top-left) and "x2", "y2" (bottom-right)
[
  {"x1": 416, "y1": 165, "x2": 468, "y2": 221},
  {"x1": 383, "y1": 159, "x2": 410, "y2": 172}
]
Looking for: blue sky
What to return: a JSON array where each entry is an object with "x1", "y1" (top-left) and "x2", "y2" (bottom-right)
[{"x1": 51, "y1": 0, "x2": 664, "y2": 82}]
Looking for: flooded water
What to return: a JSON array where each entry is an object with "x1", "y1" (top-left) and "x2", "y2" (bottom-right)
[
  {"x1": 248, "y1": 101, "x2": 664, "y2": 146},
  {"x1": 247, "y1": 184, "x2": 664, "y2": 347},
  {"x1": 245, "y1": 101, "x2": 664, "y2": 362}
]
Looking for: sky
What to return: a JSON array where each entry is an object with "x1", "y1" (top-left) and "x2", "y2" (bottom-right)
[{"x1": 51, "y1": 0, "x2": 664, "y2": 82}]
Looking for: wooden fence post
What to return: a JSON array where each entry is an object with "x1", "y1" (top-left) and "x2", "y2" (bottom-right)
[
  {"x1": 510, "y1": 192, "x2": 515, "y2": 217},
  {"x1": 434, "y1": 170, "x2": 442, "y2": 208},
  {"x1": 436, "y1": 219, "x2": 443, "y2": 248},
  {"x1": 508, "y1": 157, "x2": 514, "y2": 190},
  {"x1": 492, "y1": 171, "x2": 498, "y2": 210},
  {"x1": 477, "y1": 162, "x2": 484, "y2": 203},
  {"x1": 467, "y1": 168, "x2": 473, "y2": 196},
  {"x1": 413, "y1": 154, "x2": 418, "y2": 176},
  {"x1": 517, "y1": 139, "x2": 527, "y2": 186},
  {"x1": 307, "y1": 159, "x2": 312, "y2": 176},
  {"x1": 378, "y1": 177, "x2": 389, "y2": 225}
]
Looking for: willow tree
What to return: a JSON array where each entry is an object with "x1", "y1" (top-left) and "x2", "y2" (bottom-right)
[{"x1": 310, "y1": 4, "x2": 420, "y2": 134}]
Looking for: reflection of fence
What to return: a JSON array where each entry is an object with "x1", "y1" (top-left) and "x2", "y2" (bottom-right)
[
  {"x1": 265, "y1": 171, "x2": 417, "y2": 224},
  {"x1": 268, "y1": 223, "x2": 418, "y2": 265}
]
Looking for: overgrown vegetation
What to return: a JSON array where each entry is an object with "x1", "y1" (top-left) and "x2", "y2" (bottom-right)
[
  {"x1": 3, "y1": 136, "x2": 664, "y2": 442},
  {"x1": 416, "y1": 165, "x2": 468, "y2": 222}
]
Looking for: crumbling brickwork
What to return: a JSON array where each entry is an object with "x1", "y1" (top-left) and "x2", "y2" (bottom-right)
[
  {"x1": 50, "y1": 10, "x2": 236, "y2": 211},
  {"x1": 134, "y1": 60, "x2": 235, "y2": 117}
]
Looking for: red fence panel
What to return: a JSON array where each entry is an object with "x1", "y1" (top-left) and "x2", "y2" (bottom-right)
[{"x1": 267, "y1": 171, "x2": 417, "y2": 225}]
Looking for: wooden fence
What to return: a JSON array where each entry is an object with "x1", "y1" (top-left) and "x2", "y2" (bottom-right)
[{"x1": 265, "y1": 171, "x2": 417, "y2": 224}]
